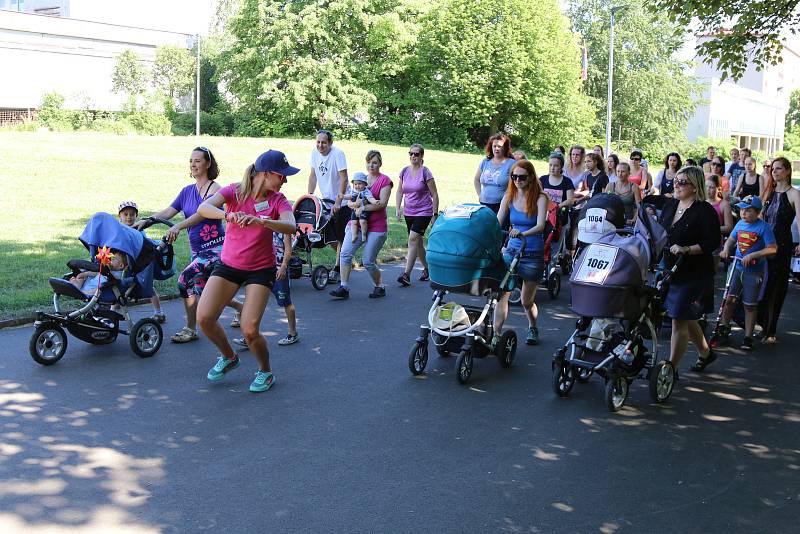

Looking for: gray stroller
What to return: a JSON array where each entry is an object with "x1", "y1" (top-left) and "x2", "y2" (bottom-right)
[{"x1": 551, "y1": 206, "x2": 678, "y2": 412}]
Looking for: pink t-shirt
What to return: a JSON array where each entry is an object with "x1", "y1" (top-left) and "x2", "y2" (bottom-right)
[
  {"x1": 365, "y1": 174, "x2": 393, "y2": 233},
  {"x1": 218, "y1": 184, "x2": 292, "y2": 270},
  {"x1": 399, "y1": 165, "x2": 434, "y2": 216}
]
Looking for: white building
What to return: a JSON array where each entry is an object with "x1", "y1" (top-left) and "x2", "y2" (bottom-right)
[
  {"x1": 685, "y1": 35, "x2": 800, "y2": 155},
  {"x1": 0, "y1": 1, "x2": 194, "y2": 122}
]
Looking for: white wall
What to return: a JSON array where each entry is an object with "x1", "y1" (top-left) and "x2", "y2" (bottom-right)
[{"x1": 0, "y1": 9, "x2": 192, "y2": 111}]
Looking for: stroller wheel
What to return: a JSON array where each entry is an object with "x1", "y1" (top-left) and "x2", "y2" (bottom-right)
[
  {"x1": 508, "y1": 287, "x2": 522, "y2": 306},
  {"x1": 455, "y1": 349, "x2": 473, "y2": 384},
  {"x1": 547, "y1": 273, "x2": 561, "y2": 300},
  {"x1": 552, "y1": 361, "x2": 576, "y2": 397},
  {"x1": 576, "y1": 367, "x2": 593, "y2": 383},
  {"x1": 29, "y1": 322, "x2": 68, "y2": 366},
  {"x1": 130, "y1": 318, "x2": 163, "y2": 358},
  {"x1": 604, "y1": 374, "x2": 629, "y2": 412},
  {"x1": 311, "y1": 266, "x2": 329, "y2": 290},
  {"x1": 496, "y1": 330, "x2": 517, "y2": 368},
  {"x1": 649, "y1": 360, "x2": 676, "y2": 403},
  {"x1": 560, "y1": 255, "x2": 573, "y2": 275},
  {"x1": 408, "y1": 341, "x2": 429, "y2": 375}
]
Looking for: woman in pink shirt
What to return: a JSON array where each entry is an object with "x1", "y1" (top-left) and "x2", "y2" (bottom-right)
[
  {"x1": 395, "y1": 143, "x2": 439, "y2": 286},
  {"x1": 196, "y1": 150, "x2": 298, "y2": 393},
  {"x1": 330, "y1": 149, "x2": 394, "y2": 299}
]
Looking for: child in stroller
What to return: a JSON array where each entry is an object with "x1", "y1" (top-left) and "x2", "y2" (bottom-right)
[
  {"x1": 407, "y1": 204, "x2": 524, "y2": 384},
  {"x1": 69, "y1": 253, "x2": 127, "y2": 295},
  {"x1": 29, "y1": 212, "x2": 173, "y2": 366},
  {"x1": 551, "y1": 206, "x2": 678, "y2": 412}
]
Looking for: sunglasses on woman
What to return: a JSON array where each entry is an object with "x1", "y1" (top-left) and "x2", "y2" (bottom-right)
[
  {"x1": 675, "y1": 178, "x2": 691, "y2": 186},
  {"x1": 408, "y1": 152, "x2": 421, "y2": 157},
  {"x1": 511, "y1": 173, "x2": 529, "y2": 181}
]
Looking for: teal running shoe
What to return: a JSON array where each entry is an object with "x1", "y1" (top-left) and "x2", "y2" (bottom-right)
[
  {"x1": 249, "y1": 371, "x2": 275, "y2": 393},
  {"x1": 207, "y1": 355, "x2": 240, "y2": 381},
  {"x1": 526, "y1": 326, "x2": 539, "y2": 346}
]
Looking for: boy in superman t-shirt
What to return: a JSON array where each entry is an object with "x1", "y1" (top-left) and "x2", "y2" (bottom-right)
[{"x1": 717, "y1": 195, "x2": 777, "y2": 350}]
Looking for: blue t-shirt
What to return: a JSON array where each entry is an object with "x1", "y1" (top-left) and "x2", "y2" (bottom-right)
[
  {"x1": 727, "y1": 163, "x2": 745, "y2": 194},
  {"x1": 478, "y1": 158, "x2": 515, "y2": 204},
  {"x1": 730, "y1": 219, "x2": 776, "y2": 272},
  {"x1": 507, "y1": 203, "x2": 544, "y2": 253}
]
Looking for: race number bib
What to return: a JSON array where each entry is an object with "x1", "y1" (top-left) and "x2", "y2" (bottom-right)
[
  {"x1": 574, "y1": 244, "x2": 618, "y2": 285},
  {"x1": 585, "y1": 208, "x2": 607, "y2": 234}
]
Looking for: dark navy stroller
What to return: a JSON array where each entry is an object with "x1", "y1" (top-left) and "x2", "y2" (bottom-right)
[
  {"x1": 29, "y1": 213, "x2": 173, "y2": 365},
  {"x1": 551, "y1": 206, "x2": 678, "y2": 411},
  {"x1": 408, "y1": 204, "x2": 524, "y2": 384}
]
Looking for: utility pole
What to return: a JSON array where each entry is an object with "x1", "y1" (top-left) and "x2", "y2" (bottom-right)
[
  {"x1": 195, "y1": 33, "x2": 201, "y2": 137},
  {"x1": 606, "y1": 5, "x2": 627, "y2": 156}
]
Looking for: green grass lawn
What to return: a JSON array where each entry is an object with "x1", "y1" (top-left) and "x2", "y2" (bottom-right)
[{"x1": 0, "y1": 131, "x2": 548, "y2": 320}]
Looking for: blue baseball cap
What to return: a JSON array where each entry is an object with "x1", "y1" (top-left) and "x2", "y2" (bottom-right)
[
  {"x1": 351, "y1": 172, "x2": 368, "y2": 184},
  {"x1": 254, "y1": 150, "x2": 300, "y2": 176},
  {"x1": 736, "y1": 195, "x2": 763, "y2": 211}
]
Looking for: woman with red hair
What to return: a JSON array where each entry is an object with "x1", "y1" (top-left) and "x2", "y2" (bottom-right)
[
  {"x1": 493, "y1": 160, "x2": 549, "y2": 346},
  {"x1": 473, "y1": 133, "x2": 514, "y2": 214}
]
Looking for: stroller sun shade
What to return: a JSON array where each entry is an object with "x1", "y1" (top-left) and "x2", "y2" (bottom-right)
[
  {"x1": 79, "y1": 212, "x2": 155, "y2": 298},
  {"x1": 426, "y1": 204, "x2": 506, "y2": 292},
  {"x1": 293, "y1": 195, "x2": 334, "y2": 245}
]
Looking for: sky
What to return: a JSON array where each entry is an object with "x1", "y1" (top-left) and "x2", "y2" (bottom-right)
[{"x1": 69, "y1": 0, "x2": 214, "y2": 35}]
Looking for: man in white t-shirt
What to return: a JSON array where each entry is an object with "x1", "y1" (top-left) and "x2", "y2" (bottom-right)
[{"x1": 308, "y1": 129, "x2": 350, "y2": 282}]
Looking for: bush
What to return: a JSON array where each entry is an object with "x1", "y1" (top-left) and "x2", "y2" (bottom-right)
[
  {"x1": 91, "y1": 117, "x2": 136, "y2": 135},
  {"x1": 125, "y1": 111, "x2": 172, "y2": 136}
]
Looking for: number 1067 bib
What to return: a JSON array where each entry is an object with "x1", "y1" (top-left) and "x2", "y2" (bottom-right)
[{"x1": 574, "y1": 244, "x2": 619, "y2": 285}]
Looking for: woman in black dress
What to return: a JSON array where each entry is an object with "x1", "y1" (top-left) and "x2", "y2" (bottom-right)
[
  {"x1": 660, "y1": 166, "x2": 722, "y2": 372},
  {"x1": 758, "y1": 157, "x2": 800, "y2": 343}
]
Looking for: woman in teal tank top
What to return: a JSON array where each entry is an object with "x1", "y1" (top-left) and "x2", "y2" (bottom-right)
[{"x1": 494, "y1": 160, "x2": 549, "y2": 346}]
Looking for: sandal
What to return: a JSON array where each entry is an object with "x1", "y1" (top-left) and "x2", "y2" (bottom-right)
[
  {"x1": 690, "y1": 349, "x2": 717, "y2": 372},
  {"x1": 230, "y1": 312, "x2": 241, "y2": 328},
  {"x1": 419, "y1": 269, "x2": 430, "y2": 282},
  {"x1": 171, "y1": 327, "x2": 199, "y2": 343}
]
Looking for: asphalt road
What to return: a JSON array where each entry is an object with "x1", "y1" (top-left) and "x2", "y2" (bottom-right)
[{"x1": 1, "y1": 263, "x2": 798, "y2": 533}]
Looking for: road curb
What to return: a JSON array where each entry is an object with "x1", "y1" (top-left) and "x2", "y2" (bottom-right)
[{"x1": 1, "y1": 257, "x2": 408, "y2": 330}]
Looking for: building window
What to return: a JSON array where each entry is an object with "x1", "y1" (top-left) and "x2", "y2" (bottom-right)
[{"x1": 11, "y1": 0, "x2": 25, "y2": 11}]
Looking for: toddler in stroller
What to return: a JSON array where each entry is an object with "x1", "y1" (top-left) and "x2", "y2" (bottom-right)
[
  {"x1": 551, "y1": 205, "x2": 679, "y2": 412},
  {"x1": 29, "y1": 212, "x2": 173, "y2": 366},
  {"x1": 407, "y1": 204, "x2": 524, "y2": 384}
]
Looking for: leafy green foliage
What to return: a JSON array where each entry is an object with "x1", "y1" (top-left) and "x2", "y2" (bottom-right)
[
  {"x1": 568, "y1": 0, "x2": 702, "y2": 156},
  {"x1": 111, "y1": 49, "x2": 149, "y2": 96},
  {"x1": 152, "y1": 45, "x2": 195, "y2": 100},
  {"x1": 786, "y1": 88, "x2": 800, "y2": 131},
  {"x1": 649, "y1": 0, "x2": 800, "y2": 82}
]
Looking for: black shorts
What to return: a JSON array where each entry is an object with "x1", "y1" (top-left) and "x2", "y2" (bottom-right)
[
  {"x1": 324, "y1": 205, "x2": 353, "y2": 243},
  {"x1": 405, "y1": 215, "x2": 432, "y2": 235},
  {"x1": 211, "y1": 262, "x2": 276, "y2": 288}
]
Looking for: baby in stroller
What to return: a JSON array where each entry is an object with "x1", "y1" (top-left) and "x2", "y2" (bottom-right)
[
  {"x1": 348, "y1": 172, "x2": 379, "y2": 242},
  {"x1": 69, "y1": 253, "x2": 127, "y2": 296},
  {"x1": 29, "y1": 212, "x2": 170, "y2": 366}
]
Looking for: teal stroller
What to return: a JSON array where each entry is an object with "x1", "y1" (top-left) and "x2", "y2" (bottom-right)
[{"x1": 407, "y1": 204, "x2": 524, "y2": 384}]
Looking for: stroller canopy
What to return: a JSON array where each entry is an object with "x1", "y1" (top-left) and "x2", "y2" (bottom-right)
[
  {"x1": 570, "y1": 207, "x2": 668, "y2": 319},
  {"x1": 576, "y1": 193, "x2": 626, "y2": 244},
  {"x1": 427, "y1": 204, "x2": 506, "y2": 289},
  {"x1": 79, "y1": 212, "x2": 155, "y2": 298},
  {"x1": 294, "y1": 195, "x2": 335, "y2": 245}
]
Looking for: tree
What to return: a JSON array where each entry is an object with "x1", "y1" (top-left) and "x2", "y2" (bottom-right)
[
  {"x1": 152, "y1": 45, "x2": 195, "y2": 100},
  {"x1": 786, "y1": 88, "x2": 800, "y2": 131},
  {"x1": 568, "y1": 0, "x2": 702, "y2": 154},
  {"x1": 111, "y1": 49, "x2": 148, "y2": 96},
  {"x1": 649, "y1": 0, "x2": 800, "y2": 81},
  {"x1": 217, "y1": 0, "x2": 410, "y2": 133},
  {"x1": 394, "y1": 0, "x2": 594, "y2": 151}
]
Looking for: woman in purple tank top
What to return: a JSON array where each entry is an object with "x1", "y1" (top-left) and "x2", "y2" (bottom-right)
[
  {"x1": 395, "y1": 144, "x2": 439, "y2": 286},
  {"x1": 136, "y1": 147, "x2": 243, "y2": 343}
]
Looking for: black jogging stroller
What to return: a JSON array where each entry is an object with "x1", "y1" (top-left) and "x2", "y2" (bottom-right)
[{"x1": 29, "y1": 213, "x2": 174, "y2": 365}]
